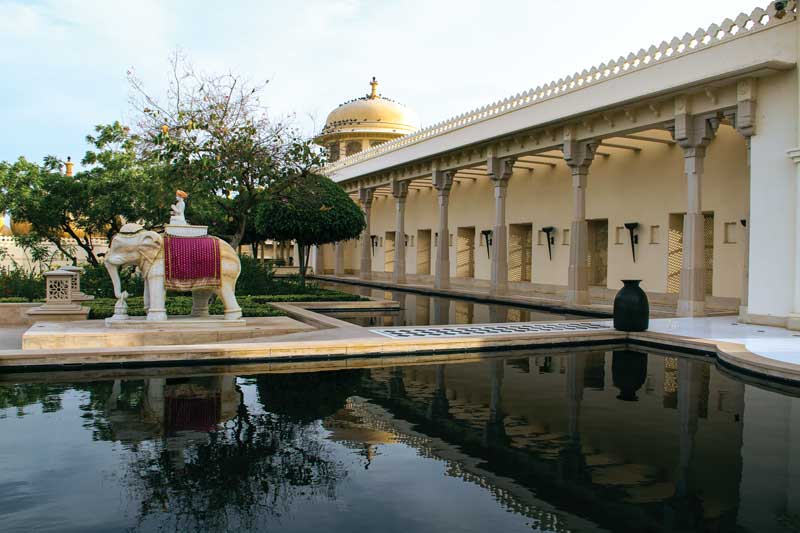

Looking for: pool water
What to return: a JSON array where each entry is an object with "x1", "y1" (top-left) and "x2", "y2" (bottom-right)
[
  {"x1": 317, "y1": 281, "x2": 588, "y2": 326},
  {"x1": 2, "y1": 349, "x2": 798, "y2": 532}
]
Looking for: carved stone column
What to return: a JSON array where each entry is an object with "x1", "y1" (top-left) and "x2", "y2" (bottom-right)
[
  {"x1": 563, "y1": 136, "x2": 599, "y2": 306},
  {"x1": 675, "y1": 359, "x2": 703, "y2": 502},
  {"x1": 566, "y1": 353, "x2": 585, "y2": 441},
  {"x1": 334, "y1": 242, "x2": 345, "y2": 276},
  {"x1": 673, "y1": 110, "x2": 718, "y2": 317},
  {"x1": 729, "y1": 79, "x2": 756, "y2": 322},
  {"x1": 433, "y1": 170, "x2": 453, "y2": 289},
  {"x1": 484, "y1": 359, "x2": 507, "y2": 447},
  {"x1": 392, "y1": 179, "x2": 409, "y2": 284},
  {"x1": 487, "y1": 156, "x2": 515, "y2": 294},
  {"x1": 359, "y1": 187, "x2": 374, "y2": 280}
]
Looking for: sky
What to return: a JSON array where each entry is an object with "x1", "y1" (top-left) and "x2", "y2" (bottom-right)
[{"x1": 0, "y1": 0, "x2": 764, "y2": 168}]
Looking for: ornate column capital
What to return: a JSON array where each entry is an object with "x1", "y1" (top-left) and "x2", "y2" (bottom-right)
[
  {"x1": 733, "y1": 78, "x2": 757, "y2": 139},
  {"x1": 486, "y1": 156, "x2": 515, "y2": 184},
  {"x1": 432, "y1": 169, "x2": 454, "y2": 193},
  {"x1": 672, "y1": 113, "x2": 719, "y2": 150},
  {"x1": 563, "y1": 139, "x2": 599, "y2": 176},
  {"x1": 358, "y1": 186, "x2": 374, "y2": 207},
  {"x1": 391, "y1": 179, "x2": 409, "y2": 199}
]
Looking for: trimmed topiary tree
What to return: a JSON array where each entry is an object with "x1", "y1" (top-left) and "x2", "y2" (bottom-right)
[{"x1": 254, "y1": 174, "x2": 365, "y2": 286}]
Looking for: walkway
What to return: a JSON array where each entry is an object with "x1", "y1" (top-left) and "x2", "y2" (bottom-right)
[
  {"x1": 639, "y1": 316, "x2": 800, "y2": 383},
  {"x1": 313, "y1": 274, "x2": 738, "y2": 318},
  {"x1": 1, "y1": 314, "x2": 798, "y2": 383}
]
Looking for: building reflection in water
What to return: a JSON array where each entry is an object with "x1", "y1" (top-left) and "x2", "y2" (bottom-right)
[
  {"x1": 43, "y1": 346, "x2": 798, "y2": 532},
  {"x1": 360, "y1": 349, "x2": 750, "y2": 531}
]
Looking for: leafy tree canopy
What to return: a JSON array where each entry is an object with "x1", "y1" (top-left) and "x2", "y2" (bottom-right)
[
  {"x1": 254, "y1": 173, "x2": 365, "y2": 284},
  {"x1": 129, "y1": 54, "x2": 324, "y2": 248},
  {"x1": 254, "y1": 173, "x2": 365, "y2": 246},
  {"x1": 0, "y1": 122, "x2": 170, "y2": 265}
]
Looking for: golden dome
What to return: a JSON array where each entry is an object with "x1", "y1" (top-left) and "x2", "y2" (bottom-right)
[
  {"x1": 316, "y1": 78, "x2": 420, "y2": 145},
  {"x1": 10, "y1": 221, "x2": 31, "y2": 236}
]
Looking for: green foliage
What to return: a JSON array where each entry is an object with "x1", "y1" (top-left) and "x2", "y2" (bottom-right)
[
  {"x1": 85, "y1": 296, "x2": 286, "y2": 319},
  {"x1": 0, "y1": 296, "x2": 30, "y2": 303},
  {"x1": 235, "y1": 255, "x2": 275, "y2": 295},
  {"x1": 254, "y1": 173, "x2": 365, "y2": 285},
  {"x1": 0, "y1": 253, "x2": 364, "y2": 309},
  {"x1": 80, "y1": 263, "x2": 144, "y2": 299},
  {"x1": 0, "y1": 122, "x2": 172, "y2": 266},
  {"x1": 255, "y1": 174, "x2": 365, "y2": 246},
  {"x1": 130, "y1": 55, "x2": 325, "y2": 248},
  {"x1": 0, "y1": 267, "x2": 44, "y2": 301}
]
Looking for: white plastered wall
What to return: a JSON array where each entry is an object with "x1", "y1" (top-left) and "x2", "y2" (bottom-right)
[
  {"x1": 748, "y1": 69, "x2": 798, "y2": 322},
  {"x1": 364, "y1": 125, "x2": 748, "y2": 299}
]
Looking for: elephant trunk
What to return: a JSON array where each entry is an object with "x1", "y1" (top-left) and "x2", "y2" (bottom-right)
[{"x1": 105, "y1": 261, "x2": 123, "y2": 299}]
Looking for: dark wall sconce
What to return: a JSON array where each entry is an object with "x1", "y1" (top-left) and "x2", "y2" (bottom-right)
[
  {"x1": 740, "y1": 219, "x2": 747, "y2": 227},
  {"x1": 624, "y1": 222, "x2": 639, "y2": 262},
  {"x1": 404, "y1": 233, "x2": 409, "y2": 247},
  {"x1": 481, "y1": 229, "x2": 493, "y2": 259},
  {"x1": 541, "y1": 226, "x2": 555, "y2": 260},
  {"x1": 370, "y1": 235, "x2": 378, "y2": 256}
]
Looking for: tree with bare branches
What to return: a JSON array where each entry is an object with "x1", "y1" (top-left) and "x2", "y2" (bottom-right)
[{"x1": 128, "y1": 54, "x2": 324, "y2": 248}]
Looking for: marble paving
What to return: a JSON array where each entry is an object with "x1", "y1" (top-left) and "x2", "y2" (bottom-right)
[{"x1": 646, "y1": 316, "x2": 800, "y2": 366}]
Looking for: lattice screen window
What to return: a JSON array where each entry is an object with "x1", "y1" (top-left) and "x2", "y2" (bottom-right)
[
  {"x1": 662, "y1": 357, "x2": 678, "y2": 409},
  {"x1": 667, "y1": 215, "x2": 683, "y2": 294},
  {"x1": 704, "y1": 213, "x2": 714, "y2": 295}
]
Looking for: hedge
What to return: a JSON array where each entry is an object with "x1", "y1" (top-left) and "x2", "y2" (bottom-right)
[
  {"x1": 86, "y1": 296, "x2": 285, "y2": 320},
  {"x1": 0, "y1": 257, "x2": 365, "y2": 303}
]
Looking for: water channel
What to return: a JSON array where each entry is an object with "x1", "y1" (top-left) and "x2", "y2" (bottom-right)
[
  {"x1": 1, "y1": 284, "x2": 798, "y2": 531},
  {"x1": 1, "y1": 347, "x2": 799, "y2": 532},
  {"x1": 317, "y1": 280, "x2": 590, "y2": 326}
]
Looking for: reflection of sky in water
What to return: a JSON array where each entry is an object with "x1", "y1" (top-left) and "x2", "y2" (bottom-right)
[
  {"x1": 0, "y1": 381, "x2": 564, "y2": 532},
  {"x1": 1, "y1": 353, "x2": 799, "y2": 533}
]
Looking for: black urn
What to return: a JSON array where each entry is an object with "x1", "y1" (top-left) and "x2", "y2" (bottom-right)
[
  {"x1": 612, "y1": 350, "x2": 648, "y2": 401},
  {"x1": 613, "y1": 279, "x2": 649, "y2": 331}
]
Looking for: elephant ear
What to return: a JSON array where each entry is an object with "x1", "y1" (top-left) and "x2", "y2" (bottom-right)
[{"x1": 140, "y1": 232, "x2": 164, "y2": 265}]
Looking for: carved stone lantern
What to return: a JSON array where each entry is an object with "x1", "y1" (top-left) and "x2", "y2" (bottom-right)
[
  {"x1": 60, "y1": 265, "x2": 95, "y2": 302},
  {"x1": 26, "y1": 269, "x2": 89, "y2": 321}
]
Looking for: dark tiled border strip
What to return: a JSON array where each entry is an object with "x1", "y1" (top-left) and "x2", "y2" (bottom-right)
[{"x1": 372, "y1": 322, "x2": 610, "y2": 339}]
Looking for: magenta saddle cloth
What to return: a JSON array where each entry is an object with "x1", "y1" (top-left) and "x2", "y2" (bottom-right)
[{"x1": 163, "y1": 235, "x2": 222, "y2": 291}]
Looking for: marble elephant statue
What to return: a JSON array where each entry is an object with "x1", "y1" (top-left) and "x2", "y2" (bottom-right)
[{"x1": 104, "y1": 224, "x2": 242, "y2": 321}]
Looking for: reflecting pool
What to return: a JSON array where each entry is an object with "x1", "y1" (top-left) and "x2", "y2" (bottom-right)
[
  {"x1": 1, "y1": 349, "x2": 799, "y2": 532},
  {"x1": 318, "y1": 281, "x2": 588, "y2": 326}
]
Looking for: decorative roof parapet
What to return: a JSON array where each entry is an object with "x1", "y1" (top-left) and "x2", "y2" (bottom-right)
[{"x1": 322, "y1": 1, "x2": 795, "y2": 176}]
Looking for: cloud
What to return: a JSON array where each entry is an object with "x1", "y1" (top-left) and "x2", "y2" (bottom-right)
[{"x1": 0, "y1": 0, "x2": 764, "y2": 165}]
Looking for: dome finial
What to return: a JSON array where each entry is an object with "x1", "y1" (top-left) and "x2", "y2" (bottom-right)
[{"x1": 369, "y1": 77, "x2": 379, "y2": 99}]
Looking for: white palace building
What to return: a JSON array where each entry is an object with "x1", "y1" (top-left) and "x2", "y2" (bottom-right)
[{"x1": 310, "y1": 1, "x2": 800, "y2": 329}]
